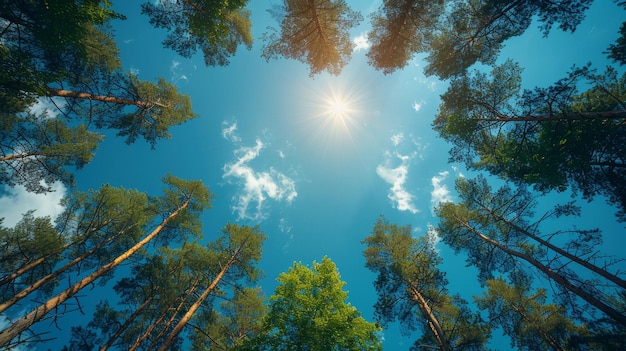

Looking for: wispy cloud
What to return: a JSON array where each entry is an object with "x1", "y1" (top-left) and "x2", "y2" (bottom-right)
[
  {"x1": 390, "y1": 133, "x2": 404, "y2": 147},
  {"x1": 221, "y1": 119, "x2": 242, "y2": 143},
  {"x1": 353, "y1": 33, "x2": 371, "y2": 51},
  {"x1": 0, "y1": 182, "x2": 66, "y2": 227},
  {"x1": 430, "y1": 171, "x2": 453, "y2": 214},
  {"x1": 170, "y1": 60, "x2": 188, "y2": 83},
  {"x1": 223, "y1": 139, "x2": 297, "y2": 221},
  {"x1": 376, "y1": 151, "x2": 418, "y2": 214}
]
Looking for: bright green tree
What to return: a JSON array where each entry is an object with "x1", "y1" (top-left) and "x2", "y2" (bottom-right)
[
  {"x1": 245, "y1": 257, "x2": 382, "y2": 351},
  {"x1": 434, "y1": 61, "x2": 626, "y2": 220},
  {"x1": 363, "y1": 217, "x2": 490, "y2": 351},
  {"x1": 141, "y1": 0, "x2": 253, "y2": 66},
  {"x1": 262, "y1": 0, "x2": 363, "y2": 76}
]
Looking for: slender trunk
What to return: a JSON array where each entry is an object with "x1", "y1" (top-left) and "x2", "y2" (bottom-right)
[
  {"x1": 0, "y1": 227, "x2": 127, "y2": 313},
  {"x1": 455, "y1": 215, "x2": 626, "y2": 326},
  {"x1": 509, "y1": 304, "x2": 566, "y2": 351},
  {"x1": 407, "y1": 285, "x2": 451, "y2": 351},
  {"x1": 145, "y1": 282, "x2": 200, "y2": 351},
  {"x1": 0, "y1": 153, "x2": 41, "y2": 162},
  {"x1": 130, "y1": 281, "x2": 198, "y2": 351},
  {"x1": 100, "y1": 296, "x2": 154, "y2": 351},
  {"x1": 0, "y1": 199, "x2": 190, "y2": 346},
  {"x1": 46, "y1": 88, "x2": 169, "y2": 109},
  {"x1": 0, "y1": 220, "x2": 111, "y2": 288},
  {"x1": 156, "y1": 246, "x2": 242, "y2": 351},
  {"x1": 482, "y1": 206, "x2": 626, "y2": 290},
  {"x1": 1, "y1": 220, "x2": 110, "y2": 288}
]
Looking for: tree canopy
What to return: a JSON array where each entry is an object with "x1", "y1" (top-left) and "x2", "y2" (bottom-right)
[
  {"x1": 141, "y1": 0, "x2": 253, "y2": 66},
  {"x1": 262, "y1": 0, "x2": 363, "y2": 76},
  {"x1": 245, "y1": 257, "x2": 382, "y2": 351},
  {"x1": 434, "y1": 60, "x2": 626, "y2": 220}
]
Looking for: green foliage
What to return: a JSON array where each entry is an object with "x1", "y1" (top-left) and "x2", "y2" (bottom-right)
[
  {"x1": 607, "y1": 2, "x2": 626, "y2": 65},
  {"x1": 435, "y1": 175, "x2": 626, "y2": 329},
  {"x1": 0, "y1": 213, "x2": 63, "y2": 299},
  {"x1": 423, "y1": 0, "x2": 593, "y2": 79},
  {"x1": 475, "y1": 277, "x2": 591, "y2": 351},
  {"x1": 244, "y1": 257, "x2": 381, "y2": 351},
  {"x1": 0, "y1": 113, "x2": 103, "y2": 193},
  {"x1": 0, "y1": 0, "x2": 123, "y2": 111},
  {"x1": 363, "y1": 217, "x2": 490, "y2": 351},
  {"x1": 141, "y1": 0, "x2": 253, "y2": 66},
  {"x1": 435, "y1": 61, "x2": 626, "y2": 220},
  {"x1": 113, "y1": 75, "x2": 197, "y2": 146},
  {"x1": 262, "y1": 0, "x2": 363, "y2": 76}
]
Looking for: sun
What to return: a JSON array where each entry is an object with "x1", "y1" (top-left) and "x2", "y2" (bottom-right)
[
  {"x1": 326, "y1": 94, "x2": 351, "y2": 120},
  {"x1": 320, "y1": 87, "x2": 359, "y2": 125}
]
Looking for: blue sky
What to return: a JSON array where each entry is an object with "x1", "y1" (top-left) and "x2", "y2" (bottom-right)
[{"x1": 1, "y1": 1, "x2": 625, "y2": 349}]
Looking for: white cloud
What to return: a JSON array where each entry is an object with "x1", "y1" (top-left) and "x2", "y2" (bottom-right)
[
  {"x1": 29, "y1": 97, "x2": 65, "y2": 118},
  {"x1": 278, "y1": 150, "x2": 285, "y2": 159},
  {"x1": 0, "y1": 182, "x2": 66, "y2": 227},
  {"x1": 221, "y1": 119, "x2": 241, "y2": 143},
  {"x1": 390, "y1": 133, "x2": 404, "y2": 147},
  {"x1": 170, "y1": 60, "x2": 188, "y2": 83},
  {"x1": 430, "y1": 171, "x2": 453, "y2": 214},
  {"x1": 376, "y1": 151, "x2": 418, "y2": 214},
  {"x1": 353, "y1": 33, "x2": 371, "y2": 51},
  {"x1": 223, "y1": 139, "x2": 297, "y2": 220},
  {"x1": 412, "y1": 100, "x2": 426, "y2": 113}
]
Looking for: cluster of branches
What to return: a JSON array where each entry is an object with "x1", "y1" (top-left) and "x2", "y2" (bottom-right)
[{"x1": 364, "y1": 178, "x2": 626, "y2": 350}]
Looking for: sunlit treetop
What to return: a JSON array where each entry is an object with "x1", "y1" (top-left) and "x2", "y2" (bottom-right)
[{"x1": 262, "y1": 0, "x2": 363, "y2": 77}]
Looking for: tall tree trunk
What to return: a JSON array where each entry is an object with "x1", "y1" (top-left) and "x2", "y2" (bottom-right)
[
  {"x1": 0, "y1": 220, "x2": 111, "y2": 288},
  {"x1": 0, "y1": 199, "x2": 190, "y2": 346},
  {"x1": 454, "y1": 215, "x2": 626, "y2": 327},
  {"x1": 100, "y1": 296, "x2": 153, "y2": 351},
  {"x1": 156, "y1": 246, "x2": 242, "y2": 351},
  {"x1": 407, "y1": 285, "x2": 451, "y2": 351},
  {"x1": 129, "y1": 281, "x2": 199, "y2": 351},
  {"x1": 480, "y1": 205, "x2": 626, "y2": 290},
  {"x1": 46, "y1": 88, "x2": 169, "y2": 109},
  {"x1": 0, "y1": 227, "x2": 128, "y2": 313}
]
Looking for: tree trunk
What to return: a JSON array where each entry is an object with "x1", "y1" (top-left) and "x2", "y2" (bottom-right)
[
  {"x1": 156, "y1": 246, "x2": 242, "y2": 351},
  {"x1": 0, "y1": 199, "x2": 190, "y2": 346},
  {"x1": 407, "y1": 285, "x2": 451, "y2": 351},
  {"x1": 480, "y1": 205, "x2": 626, "y2": 290},
  {"x1": 46, "y1": 88, "x2": 169, "y2": 109},
  {"x1": 455, "y1": 215, "x2": 626, "y2": 327},
  {"x1": 99, "y1": 296, "x2": 154, "y2": 351},
  {"x1": 0, "y1": 227, "x2": 128, "y2": 313},
  {"x1": 0, "y1": 220, "x2": 111, "y2": 288},
  {"x1": 129, "y1": 281, "x2": 199, "y2": 351}
]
